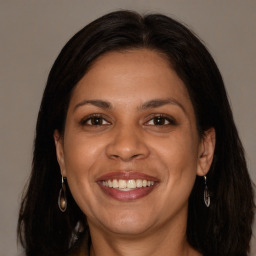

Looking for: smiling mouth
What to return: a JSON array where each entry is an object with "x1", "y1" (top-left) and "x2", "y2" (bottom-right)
[
  {"x1": 97, "y1": 172, "x2": 158, "y2": 201},
  {"x1": 101, "y1": 179, "x2": 155, "y2": 191}
]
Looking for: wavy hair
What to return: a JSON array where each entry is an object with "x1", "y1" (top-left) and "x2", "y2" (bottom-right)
[{"x1": 18, "y1": 10, "x2": 254, "y2": 256}]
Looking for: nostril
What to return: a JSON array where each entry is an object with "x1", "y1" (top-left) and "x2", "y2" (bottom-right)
[
  {"x1": 109, "y1": 153, "x2": 144, "y2": 161},
  {"x1": 110, "y1": 154, "x2": 119, "y2": 159}
]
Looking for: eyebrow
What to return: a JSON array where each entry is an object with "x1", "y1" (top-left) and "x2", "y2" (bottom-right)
[
  {"x1": 73, "y1": 100, "x2": 112, "y2": 112},
  {"x1": 139, "y1": 98, "x2": 186, "y2": 113},
  {"x1": 73, "y1": 97, "x2": 186, "y2": 114}
]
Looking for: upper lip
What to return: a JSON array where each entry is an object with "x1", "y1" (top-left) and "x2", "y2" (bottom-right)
[{"x1": 96, "y1": 171, "x2": 159, "y2": 182}]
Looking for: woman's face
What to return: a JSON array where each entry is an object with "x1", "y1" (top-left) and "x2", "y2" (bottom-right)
[{"x1": 55, "y1": 49, "x2": 214, "y2": 237}]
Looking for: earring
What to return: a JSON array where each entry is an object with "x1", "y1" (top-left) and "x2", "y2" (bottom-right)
[
  {"x1": 58, "y1": 176, "x2": 67, "y2": 212},
  {"x1": 204, "y1": 175, "x2": 210, "y2": 207}
]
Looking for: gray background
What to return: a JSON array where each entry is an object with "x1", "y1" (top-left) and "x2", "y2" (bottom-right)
[{"x1": 1, "y1": 1, "x2": 255, "y2": 255}]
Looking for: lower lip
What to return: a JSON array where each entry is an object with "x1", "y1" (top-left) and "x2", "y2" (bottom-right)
[{"x1": 97, "y1": 182, "x2": 157, "y2": 201}]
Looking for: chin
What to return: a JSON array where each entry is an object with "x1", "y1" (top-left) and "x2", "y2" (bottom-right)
[
  {"x1": 106, "y1": 222, "x2": 152, "y2": 236},
  {"x1": 96, "y1": 211, "x2": 154, "y2": 236}
]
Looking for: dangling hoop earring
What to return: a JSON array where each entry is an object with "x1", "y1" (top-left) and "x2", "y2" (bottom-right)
[
  {"x1": 204, "y1": 175, "x2": 210, "y2": 207},
  {"x1": 58, "y1": 176, "x2": 67, "y2": 212}
]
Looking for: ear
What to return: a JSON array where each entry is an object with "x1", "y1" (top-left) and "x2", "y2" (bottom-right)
[
  {"x1": 197, "y1": 127, "x2": 216, "y2": 176},
  {"x1": 53, "y1": 130, "x2": 67, "y2": 177}
]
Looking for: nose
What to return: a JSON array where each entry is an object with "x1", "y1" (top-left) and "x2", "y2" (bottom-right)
[{"x1": 106, "y1": 125, "x2": 150, "y2": 161}]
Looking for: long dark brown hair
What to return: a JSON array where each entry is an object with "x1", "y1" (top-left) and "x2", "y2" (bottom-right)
[{"x1": 18, "y1": 10, "x2": 254, "y2": 256}]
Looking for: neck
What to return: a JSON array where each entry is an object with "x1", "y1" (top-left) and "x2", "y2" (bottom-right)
[{"x1": 89, "y1": 234, "x2": 194, "y2": 256}]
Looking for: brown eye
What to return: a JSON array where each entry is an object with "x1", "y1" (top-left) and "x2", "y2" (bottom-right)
[
  {"x1": 81, "y1": 115, "x2": 110, "y2": 126},
  {"x1": 152, "y1": 117, "x2": 168, "y2": 125},
  {"x1": 146, "y1": 116, "x2": 175, "y2": 126},
  {"x1": 89, "y1": 117, "x2": 104, "y2": 125}
]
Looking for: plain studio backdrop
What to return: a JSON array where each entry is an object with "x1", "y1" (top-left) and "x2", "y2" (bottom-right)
[{"x1": 0, "y1": 1, "x2": 255, "y2": 255}]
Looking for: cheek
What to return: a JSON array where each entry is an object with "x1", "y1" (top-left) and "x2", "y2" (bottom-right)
[
  {"x1": 62, "y1": 133, "x2": 106, "y2": 212},
  {"x1": 151, "y1": 127, "x2": 199, "y2": 171},
  {"x1": 150, "y1": 129, "x2": 199, "y2": 200},
  {"x1": 64, "y1": 131, "x2": 105, "y2": 172}
]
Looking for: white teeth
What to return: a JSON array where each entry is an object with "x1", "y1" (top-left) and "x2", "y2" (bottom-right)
[
  {"x1": 108, "y1": 180, "x2": 113, "y2": 188},
  {"x1": 136, "y1": 179, "x2": 142, "y2": 188},
  {"x1": 103, "y1": 181, "x2": 108, "y2": 187},
  {"x1": 102, "y1": 179, "x2": 155, "y2": 189},
  {"x1": 119, "y1": 179, "x2": 126, "y2": 189},
  {"x1": 127, "y1": 179, "x2": 136, "y2": 188},
  {"x1": 112, "y1": 179, "x2": 118, "y2": 188}
]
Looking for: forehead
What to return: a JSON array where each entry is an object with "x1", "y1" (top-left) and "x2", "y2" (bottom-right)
[{"x1": 69, "y1": 49, "x2": 191, "y2": 109}]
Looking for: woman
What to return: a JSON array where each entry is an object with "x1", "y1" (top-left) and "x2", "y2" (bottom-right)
[{"x1": 18, "y1": 10, "x2": 254, "y2": 256}]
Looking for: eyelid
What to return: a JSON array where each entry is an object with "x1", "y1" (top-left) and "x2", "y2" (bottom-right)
[
  {"x1": 144, "y1": 114, "x2": 177, "y2": 126},
  {"x1": 80, "y1": 113, "x2": 111, "y2": 126}
]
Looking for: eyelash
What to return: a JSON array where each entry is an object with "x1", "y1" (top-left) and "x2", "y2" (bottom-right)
[
  {"x1": 80, "y1": 114, "x2": 177, "y2": 127},
  {"x1": 80, "y1": 114, "x2": 111, "y2": 126},
  {"x1": 144, "y1": 114, "x2": 177, "y2": 126}
]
